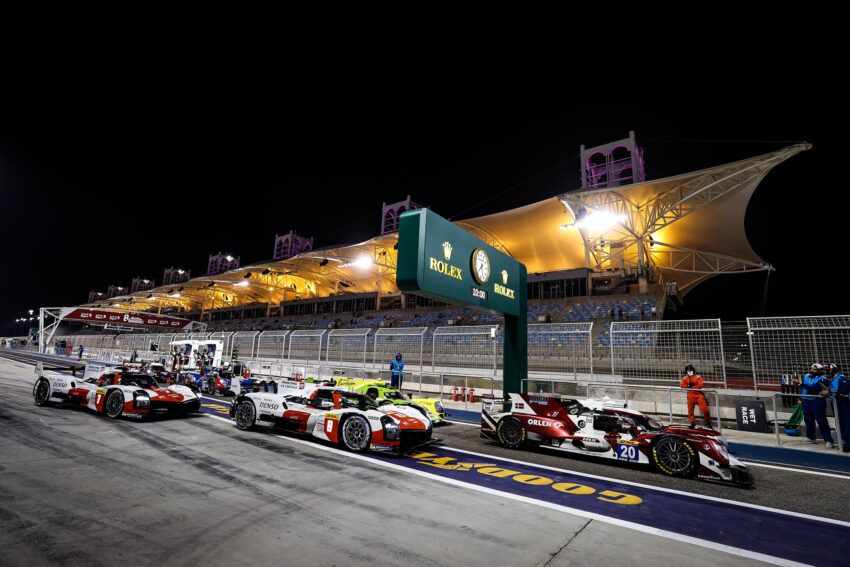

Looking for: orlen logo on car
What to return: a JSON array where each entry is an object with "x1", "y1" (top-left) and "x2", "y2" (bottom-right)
[{"x1": 527, "y1": 418, "x2": 561, "y2": 427}]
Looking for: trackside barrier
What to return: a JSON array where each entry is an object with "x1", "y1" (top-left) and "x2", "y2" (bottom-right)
[
  {"x1": 326, "y1": 328, "x2": 371, "y2": 366},
  {"x1": 432, "y1": 326, "x2": 497, "y2": 375},
  {"x1": 771, "y1": 393, "x2": 845, "y2": 452},
  {"x1": 373, "y1": 327, "x2": 427, "y2": 371}
]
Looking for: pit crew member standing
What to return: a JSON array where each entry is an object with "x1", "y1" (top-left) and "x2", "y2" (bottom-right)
[
  {"x1": 77, "y1": 344, "x2": 84, "y2": 361},
  {"x1": 801, "y1": 364, "x2": 834, "y2": 448},
  {"x1": 681, "y1": 364, "x2": 710, "y2": 428},
  {"x1": 390, "y1": 352, "x2": 404, "y2": 391},
  {"x1": 828, "y1": 363, "x2": 849, "y2": 452}
]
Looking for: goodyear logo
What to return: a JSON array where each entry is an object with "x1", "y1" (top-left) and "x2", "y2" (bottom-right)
[
  {"x1": 407, "y1": 451, "x2": 642, "y2": 505},
  {"x1": 493, "y1": 282, "x2": 515, "y2": 299},
  {"x1": 429, "y1": 257, "x2": 463, "y2": 281}
]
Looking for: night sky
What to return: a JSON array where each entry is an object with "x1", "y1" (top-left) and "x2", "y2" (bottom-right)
[{"x1": 1, "y1": 82, "x2": 844, "y2": 335}]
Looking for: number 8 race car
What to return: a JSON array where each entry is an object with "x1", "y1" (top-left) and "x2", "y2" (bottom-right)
[
  {"x1": 32, "y1": 363, "x2": 202, "y2": 420},
  {"x1": 481, "y1": 393, "x2": 750, "y2": 488},
  {"x1": 230, "y1": 380, "x2": 434, "y2": 454}
]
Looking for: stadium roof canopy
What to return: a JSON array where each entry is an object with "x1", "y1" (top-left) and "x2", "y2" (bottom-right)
[{"x1": 90, "y1": 144, "x2": 809, "y2": 315}]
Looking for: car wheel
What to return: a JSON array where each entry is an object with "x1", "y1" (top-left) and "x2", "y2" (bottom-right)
[
  {"x1": 234, "y1": 399, "x2": 257, "y2": 431},
  {"x1": 33, "y1": 378, "x2": 51, "y2": 406},
  {"x1": 206, "y1": 379, "x2": 216, "y2": 395},
  {"x1": 497, "y1": 416, "x2": 527, "y2": 449},
  {"x1": 105, "y1": 390, "x2": 125, "y2": 419},
  {"x1": 652, "y1": 436, "x2": 698, "y2": 477},
  {"x1": 341, "y1": 415, "x2": 371, "y2": 452}
]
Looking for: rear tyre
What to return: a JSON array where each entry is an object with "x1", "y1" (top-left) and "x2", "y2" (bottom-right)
[
  {"x1": 105, "y1": 390, "x2": 125, "y2": 419},
  {"x1": 234, "y1": 399, "x2": 257, "y2": 431},
  {"x1": 33, "y1": 378, "x2": 51, "y2": 406},
  {"x1": 341, "y1": 415, "x2": 371, "y2": 452},
  {"x1": 206, "y1": 379, "x2": 216, "y2": 395},
  {"x1": 652, "y1": 436, "x2": 698, "y2": 477},
  {"x1": 497, "y1": 416, "x2": 527, "y2": 449}
]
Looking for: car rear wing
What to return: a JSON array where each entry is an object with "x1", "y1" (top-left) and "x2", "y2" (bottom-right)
[{"x1": 83, "y1": 364, "x2": 109, "y2": 382}]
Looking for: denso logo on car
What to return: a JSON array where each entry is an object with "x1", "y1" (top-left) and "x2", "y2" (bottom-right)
[{"x1": 259, "y1": 402, "x2": 279, "y2": 411}]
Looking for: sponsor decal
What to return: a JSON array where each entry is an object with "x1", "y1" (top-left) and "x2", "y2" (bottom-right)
[
  {"x1": 406, "y1": 451, "x2": 642, "y2": 505},
  {"x1": 428, "y1": 257, "x2": 463, "y2": 281},
  {"x1": 527, "y1": 418, "x2": 554, "y2": 427},
  {"x1": 325, "y1": 413, "x2": 339, "y2": 420},
  {"x1": 368, "y1": 416, "x2": 380, "y2": 421},
  {"x1": 53, "y1": 380, "x2": 69, "y2": 389},
  {"x1": 528, "y1": 396, "x2": 549, "y2": 405},
  {"x1": 618, "y1": 439, "x2": 639, "y2": 446},
  {"x1": 442, "y1": 241, "x2": 453, "y2": 261},
  {"x1": 259, "y1": 402, "x2": 279, "y2": 411},
  {"x1": 501, "y1": 269, "x2": 508, "y2": 285},
  {"x1": 514, "y1": 403, "x2": 524, "y2": 409},
  {"x1": 581, "y1": 437, "x2": 602, "y2": 444}
]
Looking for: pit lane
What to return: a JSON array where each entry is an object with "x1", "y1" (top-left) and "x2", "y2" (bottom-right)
[{"x1": 2, "y1": 354, "x2": 848, "y2": 566}]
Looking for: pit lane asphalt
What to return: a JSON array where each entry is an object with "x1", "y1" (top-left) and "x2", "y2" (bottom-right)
[{"x1": 0, "y1": 356, "x2": 839, "y2": 567}]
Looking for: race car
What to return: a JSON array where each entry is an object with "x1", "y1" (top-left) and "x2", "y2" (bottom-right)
[
  {"x1": 230, "y1": 380, "x2": 434, "y2": 453},
  {"x1": 481, "y1": 393, "x2": 749, "y2": 487},
  {"x1": 335, "y1": 377, "x2": 446, "y2": 424},
  {"x1": 32, "y1": 363, "x2": 203, "y2": 420}
]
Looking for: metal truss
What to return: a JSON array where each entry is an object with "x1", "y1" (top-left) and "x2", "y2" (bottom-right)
[{"x1": 38, "y1": 307, "x2": 64, "y2": 353}]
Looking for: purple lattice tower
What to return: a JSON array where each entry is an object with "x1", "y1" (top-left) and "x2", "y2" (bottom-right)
[
  {"x1": 381, "y1": 195, "x2": 422, "y2": 234},
  {"x1": 274, "y1": 231, "x2": 313, "y2": 260},
  {"x1": 580, "y1": 130, "x2": 646, "y2": 189}
]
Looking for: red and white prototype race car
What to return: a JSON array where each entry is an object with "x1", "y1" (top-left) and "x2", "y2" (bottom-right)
[
  {"x1": 230, "y1": 380, "x2": 434, "y2": 453},
  {"x1": 32, "y1": 363, "x2": 203, "y2": 419},
  {"x1": 482, "y1": 393, "x2": 749, "y2": 487}
]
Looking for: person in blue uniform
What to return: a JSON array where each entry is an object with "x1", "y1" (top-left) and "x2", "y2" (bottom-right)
[
  {"x1": 827, "y1": 363, "x2": 850, "y2": 452},
  {"x1": 390, "y1": 352, "x2": 404, "y2": 390},
  {"x1": 801, "y1": 364, "x2": 833, "y2": 448}
]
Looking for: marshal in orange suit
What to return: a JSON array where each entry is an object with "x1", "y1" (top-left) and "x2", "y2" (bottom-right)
[{"x1": 681, "y1": 364, "x2": 710, "y2": 428}]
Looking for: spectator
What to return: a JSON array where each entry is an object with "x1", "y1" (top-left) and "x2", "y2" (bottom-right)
[
  {"x1": 651, "y1": 305, "x2": 657, "y2": 320},
  {"x1": 640, "y1": 308, "x2": 645, "y2": 321},
  {"x1": 800, "y1": 364, "x2": 833, "y2": 448},
  {"x1": 827, "y1": 363, "x2": 850, "y2": 452},
  {"x1": 681, "y1": 364, "x2": 710, "y2": 428}
]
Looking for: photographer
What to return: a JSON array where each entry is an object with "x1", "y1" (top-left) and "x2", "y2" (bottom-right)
[{"x1": 681, "y1": 364, "x2": 710, "y2": 428}]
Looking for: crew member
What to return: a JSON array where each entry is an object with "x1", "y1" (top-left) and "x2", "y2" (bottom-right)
[
  {"x1": 390, "y1": 352, "x2": 404, "y2": 390},
  {"x1": 77, "y1": 344, "x2": 84, "y2": 361},
  {"x1": 681, "y1": 364, "x2": 710, "y2": 428},
  {"x1": 828, "y1": 363, "x2": 849, "y2": 452},
  {"x1": 801, "y1": 364, "x2": 833, "y2": 448}
]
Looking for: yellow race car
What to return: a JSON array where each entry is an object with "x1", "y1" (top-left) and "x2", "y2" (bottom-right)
[{"x1": 334, "y1": 377, "x2": 446, "y2": 424}]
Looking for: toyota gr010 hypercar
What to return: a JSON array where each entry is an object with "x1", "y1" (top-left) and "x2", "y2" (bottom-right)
[
  {"x1": 32, "y1": 363, "x2": 202, "y2": 420},
  {"x1": 334, "y1": 377, "x2": 446, "y2": 424},
  {"x1": 481, "y1": 393, "x2": 749, "y2": 487},
  {"x1": 230, "y1": 380, "x2": 434, "y2": 453}
]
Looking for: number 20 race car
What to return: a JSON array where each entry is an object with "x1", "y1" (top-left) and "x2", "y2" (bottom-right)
[
  {"x1": 32, "y1": 363, "x2": 202, "y2": 420},
  {"x1": 481, "y1": 393, "x2": 749, "y2": 487},
  {"x1": 230, "y1": 380, "x2": 434, "y2": 453}
]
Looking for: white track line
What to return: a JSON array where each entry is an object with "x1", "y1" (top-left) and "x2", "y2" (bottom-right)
[{"x1": 744, "y1": 461, "x2": 850, "y2": 479}]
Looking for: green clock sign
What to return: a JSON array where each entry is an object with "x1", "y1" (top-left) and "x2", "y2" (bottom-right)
[{"x1": 397, "y1": 208, "x2": 527, "y2": 394}]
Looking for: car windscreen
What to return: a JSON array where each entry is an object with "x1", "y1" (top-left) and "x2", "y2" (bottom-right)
[
  {"x1": 119, "y1": 374, "x2": 159, "y2": 389},
  {"x1": 339, "y1": 393, "x2": 378, "y2": 410},
  {"x1": 628, "y1": 414, "x2": 665, "y2": 432},
  {"x1": 382, "y1": 390, "x2": 406, "y2": 400}
]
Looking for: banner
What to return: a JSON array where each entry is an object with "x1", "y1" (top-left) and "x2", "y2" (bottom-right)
[{"x1": 60, "y1": 308, "x2": 195, "y2": 330}]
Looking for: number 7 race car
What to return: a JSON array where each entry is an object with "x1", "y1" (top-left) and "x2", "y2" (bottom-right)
[
  {"x1": 481, "y1": 393, "x2": 750, "y2": 488},
  {"x1": 32, "y1": 363, "x2": 202, "y2": 420},
  {"x1": 230, "y1": 380, "x2": 434, "y2": 454}
]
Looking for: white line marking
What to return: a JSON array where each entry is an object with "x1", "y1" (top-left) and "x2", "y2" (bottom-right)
[{"x1": 744, "y1": 461, "x2": 850, "y2": 479}]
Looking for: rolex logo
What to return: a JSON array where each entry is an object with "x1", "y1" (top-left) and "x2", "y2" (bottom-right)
[
  {"x1": 502, "y1": 269, "x2": 508, "y2": 285},
  {"x1": 442, "y1": 241, "x2": 453, "y2": 261}
]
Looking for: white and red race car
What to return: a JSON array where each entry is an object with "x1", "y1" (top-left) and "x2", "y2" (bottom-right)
[
  {"x1": 230, "y1": 380, "x2": 434, "y2": 453},
  {"x1": 32, "y1": 363, "x2": 202, "y2": 419},
  {"x1": 482, "y1": 393, "x2": 750, "y2": 487}
]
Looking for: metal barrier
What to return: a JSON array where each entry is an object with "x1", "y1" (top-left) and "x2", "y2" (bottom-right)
[
  {"x1": 432, "y1": 326, "x2": 497, "y2": 374},
  {"x1": 609, "y1": 319, "x2": 727, "y2": 389},
  {"x1": 256, "y1": 331, "x2": 289, "y2": 360},
  {"x1": 232, "y1": 331, "x2": 260, "y2": 359},
  {"x1": 373, "y1": 327, "x2": 427, "y2": 371},
  {"x1": 771, "y1": 393, "x2": 844, "y2": 452},
  {"x1": 288, "y1": 330, "x2": 327, "y2": 364},
  {"x1": 326, "y1": 328, "x2": 371, "y2": 366},
  {"x1": 527, "y1": 323, "x2": 593, "y2": 378},
  {"x1": 749, "y1": 316, "x2": 850, "y2": 391}
]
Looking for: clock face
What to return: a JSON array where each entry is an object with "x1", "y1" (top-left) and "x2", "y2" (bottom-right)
[{"x1": 471, "y1": 248, "x2": 490, "y2": 285}]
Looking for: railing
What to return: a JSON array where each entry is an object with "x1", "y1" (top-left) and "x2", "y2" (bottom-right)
[{"x1": 770, "y1": 393, "x2": 844, "y2": 451}]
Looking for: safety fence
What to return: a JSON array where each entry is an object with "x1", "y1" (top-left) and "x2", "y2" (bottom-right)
[{"x1": 12, "y1": 314, "x2": 850, "y2": 391}]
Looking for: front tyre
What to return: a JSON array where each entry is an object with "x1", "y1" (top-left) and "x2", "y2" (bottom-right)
[
  {"x1": 497, "y1": 416, "x2": 527, "y2": 449},
  {"x1": 206, "y1": 379, "x2": 216, "y2": 395},
  {"x1": 105, "y1": 390, "x2": 125, "y2": 419},
  {"x1": 652, "y1": 436, "x2": 698, "y2": 477},
  {"x1": 33, "y1": 378, "x2": 51, "y2": 406},
  {"x1": 341, "y1": 415, "x2": 371, "y2": 452},
  {"x1": 234, "y1": 399, "x2": 257, "y2": 431}
]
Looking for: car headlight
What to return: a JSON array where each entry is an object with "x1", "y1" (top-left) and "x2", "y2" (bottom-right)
[
  {"x1": 381, "y1": 415, "x2": 400, "y2": 441},
  {"x1": 435, "y1": 401, "x2": 444, "y2": 413},
  {"x1": 133, "y1": 391, "x2": 151, "y2": 409},
  {"x1": 710, "y1": 441, "x2": 730, "y2": 461}
]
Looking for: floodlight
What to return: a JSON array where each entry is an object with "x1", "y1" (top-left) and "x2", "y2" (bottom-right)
[
  {"x1": 225, "y1": 255, "x2": 234, "y2": 262},
  {"x1": 354, "y1": 256, "x2": 373, "y2": 268},
  {"x1": 562, "y1": 211, "x2": 627, "y2": 232},
  {"x1": 147, "y1": 295, "x2": 154, "y2": 300},
  {"x1": 235, "y1": 280, "x2": 249, "y2": 287},
  {"x1": 208, "y1": 282, "x2": 215, "y2": 288},
  {"x1": 177, "y1": 287, "x2": 184, "y2": 292},
  {"x1": 28, "y1": 309, "x2": 33, "y2": 315},
  {"x1": 319, "y1": 259, "x2": 328, "y2": 266},
  {"x1": 262, "y1": 268, "x2": 271, "y2": 275},
  {"x1": 112, "y1": 304, "x2": 120, "y2": 307},
  {"x1": 244, "y1": 272, "x2": 252, "y2": 279},
  {"x1": 169, "y1": 293, "x2": 181, "y2": 298}
]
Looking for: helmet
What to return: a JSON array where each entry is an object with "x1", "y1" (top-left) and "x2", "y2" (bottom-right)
[
  {"x1": 684, "y1": 364, "x2": 695, "y2": 373},
  {"x1": 811, "y1": 363, "x2": 823, "y2": 370},
  {"x1": 395, "y1": 352, "x2": 402, "y2": 358}
]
